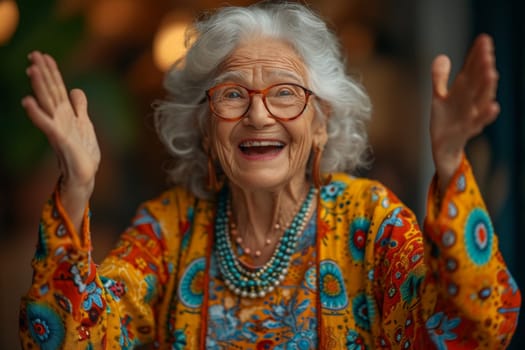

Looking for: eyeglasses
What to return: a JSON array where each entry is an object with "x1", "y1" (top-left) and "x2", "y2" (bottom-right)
[{"x1": 206, "y1": 82, "x2": 314, "y2": 121}]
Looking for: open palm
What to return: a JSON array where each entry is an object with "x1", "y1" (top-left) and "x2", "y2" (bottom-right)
[
  {"x1": 22, "y1": 51, "x2": 100, "y2": 227},
  {"x1": 430, "y1": 34, "x2": 500, "y2": 191}
]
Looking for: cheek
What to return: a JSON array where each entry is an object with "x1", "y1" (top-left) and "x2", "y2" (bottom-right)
[
  {"x1": 210, "y1": 123, "x2": 237, "y2": 170},
  {"x1": 287, "y1": 124, "x2": 314, "y2": 164}
]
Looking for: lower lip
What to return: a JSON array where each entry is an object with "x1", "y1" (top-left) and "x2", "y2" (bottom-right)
[{"x1": 238, "y1": 147, "x2": 285, "y2": 161}]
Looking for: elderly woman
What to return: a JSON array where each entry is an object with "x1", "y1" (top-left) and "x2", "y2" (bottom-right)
[{"x1": 19, "y1": 2, "x2": 520, "y2": 349}]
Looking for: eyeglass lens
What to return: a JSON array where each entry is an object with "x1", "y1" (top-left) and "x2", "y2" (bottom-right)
[{"x1": 209, "y1": 84, "x2": 308, "y2": 120}]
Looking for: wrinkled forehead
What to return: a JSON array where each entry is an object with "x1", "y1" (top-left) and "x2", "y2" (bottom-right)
[{"x1": 214, "y1": 37, "x2": 309, "y2": 86}]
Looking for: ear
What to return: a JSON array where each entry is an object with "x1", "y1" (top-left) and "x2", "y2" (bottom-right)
[
  {"x1": 312, "y1": 114, "x2": 328, "y2": 148},
  {"x1": 312, "y1": 100, "x2": 330, "y2": 147},
  {"x1": 318, "y1": 99, "x2": 332, "y2": 119}
]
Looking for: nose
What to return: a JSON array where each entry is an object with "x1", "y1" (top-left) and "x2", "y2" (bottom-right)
[{"x1": 243, "y1": 95, "x2": 276, "y2": 129}]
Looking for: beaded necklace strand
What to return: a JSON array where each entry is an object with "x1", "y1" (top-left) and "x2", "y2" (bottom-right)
[
  {"x1": 200, "y1": 185, "x2": 325, "y2": 349},
  {"x1": 215, "y1": 186, "x2": 316, "y2": 298},
  {"x1": 228, "y1": 207, "x2": 284, "y2": 259}
]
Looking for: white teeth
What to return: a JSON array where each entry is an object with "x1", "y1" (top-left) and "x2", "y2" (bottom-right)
[{"x1": 240, "y1": 140, "x2": 285, "y2": 147}]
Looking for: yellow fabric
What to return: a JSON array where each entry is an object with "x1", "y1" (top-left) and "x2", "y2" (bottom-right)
[{"x1": 19, "y1": 157, "x2": 521, "y2": 349}]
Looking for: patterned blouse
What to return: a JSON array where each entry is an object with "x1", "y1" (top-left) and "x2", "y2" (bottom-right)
[{"x1": 19, "y1": 158, "x2": 521, "y2": 349}]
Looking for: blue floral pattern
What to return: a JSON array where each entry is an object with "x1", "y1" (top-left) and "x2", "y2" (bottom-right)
[
  {"x1": 206, "y1": 289, "x2": 317, "y2": 348},
  {"x1": 375, "y1": 207, "x2": 403, "y2": 246},
  {"x1": 82, "y1": 282, "x2": 104, "y2": 311},
  {"x1": 178, "y1": 257, "x2": 205, "y2": 308},
  {"x1": 207, "y1": 304, "x2": 244, "y2": 346},
  {"x1": 349, "y1": 217, "x2": 370, "y2": 263},
  {"x1": 26, "y1": 302, "x2": 65, "y2": 350},
  {"x1": 320, "y1": 181, "x2": 347, "y2": 201},
  {"x1": 319, "y1": 260, "x2": 348, "y2": 310},
  {"x1": 119, "y1": 314, "x2": 138, "y2": 350},
  {"x1": 346, "y1": 329, "x2": 368, "y2": 350},
  {"x1": 303, "y1": 266, "x2": 317, "y2": 291},
  {"x1": 172, "y1": 329, "x2": 187, "y2": 350},
  {"x1": 400, "y1": 271, "x2": 424, "y2": 304},
  {"x1": 464, "y1": 208, "x2": 494, "y2": 266},
  {"x1": 133, "y1": 208, "x2": 163, "y2": 238},
  {"x1": 352, "y1": 292, "x2": 375, "y2": 331},
  {"x1": 285, "y1": 330, "x2": 316, "y2": 349},
  {"x1": 143, "y1": 274, "x2": 157, "y2": 303},
  {"x1": 296, "y1": 213, "x2": 317, "y2": 251},
  {"x1": 425, "y1": 312, "x2": 460, "y2": 350}
]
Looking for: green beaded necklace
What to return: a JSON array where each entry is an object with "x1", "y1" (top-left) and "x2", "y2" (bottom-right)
[{"x1": 214, "y1": 186, "x2": 316, "y2": 299}]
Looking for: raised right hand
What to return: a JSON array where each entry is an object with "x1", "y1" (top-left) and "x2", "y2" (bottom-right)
[
  {"x1": 22, "y1": 51, "x2": 101, "y2": 230},
  {"x1": 429, "y1": 34, "x2": 499, "y2": 193}
]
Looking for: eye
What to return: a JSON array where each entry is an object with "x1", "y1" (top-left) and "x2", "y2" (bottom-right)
[
  {"x1": 221, "y1": 87, "x2": 246, "y2": 100},
  {"x1": 276, "y1": 87, "x2": 296, "y2": 97},
  {"x1": 225, "y1": 91, "x2": 241, "y2": 98},
  {"x1": 269, "y1": 84, "x2": 304, "y2": 99}
]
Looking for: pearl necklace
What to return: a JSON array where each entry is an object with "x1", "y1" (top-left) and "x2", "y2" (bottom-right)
[
  {"x1": 228, "y1": 215, "x2": 279, "y2": 258},
  {"x1": 214, "y1": 186, "x2": 316, "y2": 298}
]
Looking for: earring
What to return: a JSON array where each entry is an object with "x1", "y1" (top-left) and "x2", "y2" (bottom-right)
[
  {"x1": 207, "y1": 152, "x2": 220, "y2": 192},
  {"x1": 312, "y1": 144, "x2": 332, "y2": 189}
]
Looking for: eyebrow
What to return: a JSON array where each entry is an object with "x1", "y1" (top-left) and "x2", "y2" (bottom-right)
[
  {"x1": 213, "y1": 71, "x2": 246, "y2": 84},
  {"x1": 212, "y1": 69, "x2": 306, "y2": 86}
]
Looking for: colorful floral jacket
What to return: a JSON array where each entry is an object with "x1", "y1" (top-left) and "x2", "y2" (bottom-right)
[{"x1": 19, "y1": 158, "x2": 521, "y2": 349}]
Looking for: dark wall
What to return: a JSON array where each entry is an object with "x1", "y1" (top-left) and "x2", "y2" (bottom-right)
[{"x1": 471, "y1": 0, "x2": 525, "y2": 348}]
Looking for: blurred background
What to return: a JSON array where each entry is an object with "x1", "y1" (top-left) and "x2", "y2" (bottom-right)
[{"x1": 0, "y1": 0, "x2": 523, "y2": 348}]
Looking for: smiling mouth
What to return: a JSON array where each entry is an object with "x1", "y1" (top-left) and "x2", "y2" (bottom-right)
[{"x1": 238, "y1": 140, "x2": 286, "y2": 155}]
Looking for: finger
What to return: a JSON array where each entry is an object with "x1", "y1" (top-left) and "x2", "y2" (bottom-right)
[
  {"x1": 431, "y1": 54, "x2": 451, "y2": 97},
  {"x1": 463, "y1": 34, "x2": 494, "y2": 77},
  {"x1": 472, "y1": 49, "x2": 499, "y2": 105},
  {"x1": 473, "y1": 67, "x2": 499, "y2": 106},
  {"x1": 22, "y1": 96, "x2": 70, "y2": 170},
  {"x1": 474, "y1": 101, "x2": 500, "y2": 126},
  {"x1": 30, "y1": 51, "x2": 61, "y2": 106},
  {"x1": 465, "y1": 102, "x2": 499, "y2": 140},
  {"x1": 26, "y1": 62, "x2": 55, "y2": 115},
  {"x1": 69, "y1": 89, "x2": 88, "y2": 118},
  {"x1": 449, "y1": 36, "x2": 493, "y2": 104},
  {"x1": 465, "y1": 37, "x2": 497, "y2": 90},
  {"x1": 43, "y1": 54, "x2": 69, "y2": 103},
  {"x1": 21, "y1": 96, "x2": 54, "y2": 136}
]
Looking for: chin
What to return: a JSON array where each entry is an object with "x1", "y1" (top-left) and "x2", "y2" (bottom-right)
[{"x1": 229, "y1": 171, "x2": 294, "y2": 192}]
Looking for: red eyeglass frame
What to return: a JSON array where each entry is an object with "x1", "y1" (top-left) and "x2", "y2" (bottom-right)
[{"x1": 205, "y1": 82, "x2": 314, "y2": 122}]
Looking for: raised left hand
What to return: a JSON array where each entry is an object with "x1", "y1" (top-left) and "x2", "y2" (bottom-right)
[{"x1": 430, "y1": 34, "x2": 500, "y2": 192}]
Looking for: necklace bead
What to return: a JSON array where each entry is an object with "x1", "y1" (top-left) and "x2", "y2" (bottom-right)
[{"x1": 214, "y1": 186, "x2": 316, "y2": 298}]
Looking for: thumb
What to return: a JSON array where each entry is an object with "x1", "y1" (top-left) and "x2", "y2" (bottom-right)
[
  {"x1": 69, "y1": 88, "x2": 88, "y2": 117},
  {"x1": 432, "y1": 55, "x2": 451, "y2": 97}
]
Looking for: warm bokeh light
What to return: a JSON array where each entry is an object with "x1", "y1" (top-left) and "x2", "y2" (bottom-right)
[
  {"x1": 87, "y1": 0, "x2": 143, "y2": 39},
  {"x1": 0, "y1": 0, "x2": 19, "y2": 45},
  {"x1": 153, "y1": 13, "x2": 191, "y2": 72}
]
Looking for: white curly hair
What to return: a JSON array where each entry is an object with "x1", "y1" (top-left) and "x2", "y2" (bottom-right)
[{"x1": 153, "y1": 1, "x2": 372, "y2": 199}]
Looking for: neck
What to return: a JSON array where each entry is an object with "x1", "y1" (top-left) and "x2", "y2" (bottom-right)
[{"x1": 228, "y1": 178, "x2": 310, "y2": 257}]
